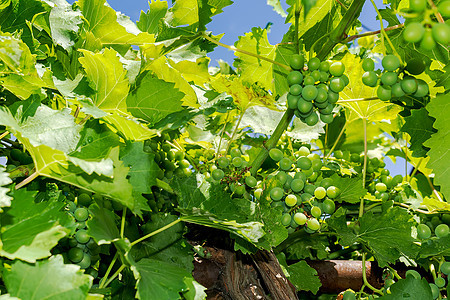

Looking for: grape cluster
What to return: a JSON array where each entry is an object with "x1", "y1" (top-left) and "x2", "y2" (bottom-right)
[
  {"x1": 416, "y1": 214, "x2": 450, "y2": 240},
  {"x1": 259, "y1": 146, "x2": 340, "y2": 233},
  {"x1": 210, "y1": 148, "x2": 255, "y2": 199},
  {"x1": 7, "y1": 148, "x2": 33, "y2": 169},
  {"x1": 403, "y1": 262, "x2": 450, "y2": 299},
  {"x1": 362, "y1": 55, "x2": 429, "y2": 101},
  {"x1": 402, "y1": 0, "x2": 450, "y2": 50},
  {"x1": 286, "y1": 54, "x2": 349, "y2": 126},
  {"x1": 57, "y1": 190, "x2": 102, "y2": 276}
]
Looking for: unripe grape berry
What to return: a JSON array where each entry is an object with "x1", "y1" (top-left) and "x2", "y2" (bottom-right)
[
  {"x1": 343, "y1": 291, "x2": 356, "y2": 300},
  {"x1": 438, "y1": 0, "x2": 450, "y2": 17},
  {"x1": 279, "y1": 157, "x2": 293, "y2": 171},
  {"x1": 212, "y1": 169, "x2": 225, "y2": 181},
  {"x1": 406, "y1": 57, "x2": 426, "y2": 75},
  {"x1": 75, "y1": 229, "x2": 90, "y2": 244},
  {"x1": 377, "y1": 85, "x2": 392, "y2": 101},
  {"x1": 392, "y1": 82, "x2": 405, "y2": 98},
  {"x1": 290, "y1": 84, "x2": 303, "y2": 96},
  {"x1": 245, "y1": 175, "x2": 257, "y2": 188},
  {"x1": 217, "y1": 156, "x2": 230, "y2": 168},
  {"x1": 382, "y1": 55, "x2": 400, "y2": 71},
  {"x1": 375, "y1": 182, "x2": 387, "y2": 192},
  {"x1": 302, "y1": 85, "x2": 318, "y2": 101},
  {"x1": 311, "y1": 206, "x2": 322, "y2": 218},
  {"x1": 287, "y1": 71, "x2": 303, "y2": 86},
  {"x1": 414, "y1": 79, "x2": 429, "y2": 97},
  {"x1": 291, "y1": 179, "x2": 305, "y2": 192},
  {"x1": 362, "y1": 58, "x2": 375, "y2": 71},
  {"x1": 297, "y1": 146, "x2": 310, "y2": 157},
  {"x1": 381, "y1": 71, "x2": 398, "y2": 86},
  {"x1": 432, "y1": 23, "x2": 450, "y2": 45},
  {"x1": 429, "y1": 283, "x2": 439, "y2": 299},
  {"x1": 305, "y1": 112, "x2": 319, "y2": 126},
  {"x1": 410, "y1": 0, "x2": 427, "y2": 12},
  {"x1": 68, "y1": 247, "x2": 84, "y2": 263},
  {"x1": 401, "y1": 77, "x2": 418, "y2": 94},
  {"x1": 329, "y1": 77, "x2": 345, "y2": 93},
  {"x1": 281, "y1": 213, "x2": 292, "y2": 226},
  {"x1": 435, "y1": 224, "x2": 449, "y2": 238},
  {"x1": 74, "y1": 207, "x2": 89, "y2": 222},
  {"x1": 269, "y1": 148, "x2": 284, "y2": 162},
  {"x1": 297, "y1": 157, "x2": 312, "y2": 170},
  {"x1": 293, "y1": 212, "x2": 307, "y2": 225},
  {"x1": 290, "y1": 54, "x2": 305, "y2": 70},
  {"x1": 308, "y1": 57, "x2": 321, "y2": 71},
  {"x1": 320, "y1": 113, "x2": 334, "y2": 124},
  {"x1": 270, "y1": 187, "x2": 284, "y2": 201},
  {"x1": 307, "y1": 218, "x2": 320, "y2": 231},
  {"x1": 435, "y1": 276, "x2": 446, "y2": 288},
  {"x1": 287, "y1": 94, "x2": 301, "y2": 109},
  {"x1": 285, "y1": 194, "x2": 298, "y2": 207},
  {"x1": 303, "y1": 75, "x2": 315, "y2": 86},
  {"x1": 297, "y1": 99, "x2": 313, "y2": 114},
  {"x1": 319, "y1": 61, "x2": 330, "y2": 72},
  {"x1": 322, "y1": 198, "x2": 336, "y2": 214},
  {"x1": 417, "y1": 223, "x2": 432, "y2": 239},
  {"x1": 232, "y1": 157, "x2": 243, "y2": 168},
  {"x1": 326, "y1": 186, "x2": 339, "y2": 198},
  {"x1": 362, "y1": 71, "x2": 378, "y2": 87},
  {"x1": 441, "y1": 261, "x2": 450, "y2": 275},
  {"x1": 314, "y1": 187, "x2": 327, "y2": 199},
  {"x1": 421, "y1": 29, "x2": 436, "y2": 50},
  {"x1": 230, "y1": 148, "x2": 241, "y2": 158},
  {"x1": 329, "y1": 61, "x2": 345, "y2": 76}
]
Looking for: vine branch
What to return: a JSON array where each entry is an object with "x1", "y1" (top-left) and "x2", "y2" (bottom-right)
[
  {"x1": 343, "y1": 24, "x2": 405, "y2": 43},
  {"x1": 427, "y1": 0, "x2": 445, "y2": 23}
]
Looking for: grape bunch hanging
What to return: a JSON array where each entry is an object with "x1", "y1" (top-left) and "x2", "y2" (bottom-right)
[{"x1": 286, "y1": 54, "x2": 349, "y2": 126}]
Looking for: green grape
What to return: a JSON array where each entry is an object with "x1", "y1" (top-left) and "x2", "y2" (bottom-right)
[
  {"x1": 269, "y1": 148, "x2": 284, "y2": 162},
  {"x1": 329, "y1": 61, "x2": 345, "y2": 76},
  {"x1": 381, "y1": 71, "x2": 398, "y2": 86},
  {"x1": 290, "y1": 54, "x2": 305, "y2": 70},
  {"x1": 320, "y1": 178, "x2": 333, "y2": 188},
  {"x1": 290, "y1": 84, "x2": 303, "y2": 96},
  {"x1": 322, "y1": 198, "x2": 336, "y2": 214},
  {"x1": 417, "y1": 223, "x2": 432, "y2": 239},
  {"x1": 279, "y1": 157, "x2": 293, "y2": 171},
  {"x1": 301, "y1": 193, "x2": 313, "y2": 203},
  {"x1": 405, "y1": 269, "x2": 421, "y2": 279},
  {"x1": 254, "y1": 188, "x2": 263, "y2": 200},
  {"x1": 435, "y1": 276, "x2": 446, "y2": 288},
  {"x1": 406, "y1": 57, "x2": 426, "y2": 75},
  {"x1": 334, "y1": 150, "x2": 343, "y2": 159},
  {"x1": 281, "y1": 213, "x2": 292, "y2": 226},
  {"x1": 319, "y1": 61, "x2": 330, "y2": 72},
  {"x1": 377, "y1": 85, "x2": 392, "y2": 101},
  {"x1": 308, "y1": 57, "x2": 321, "y2": 71},
  {"x1": 429, "y1": 283, "x2": 439, "y2": 299},
  {"x1": 441, "y1": 261, "x2": 450, "y2": 275},
  {"x1": 270, "y1": 187, "x2": 284, "y2": 201},
  {"x1": 307, "y1": 218, "x2": 320, "y2": 231},
  {"x1": 326, "y1": 186, "x2": 339, "y2": 198},
  {"x1": 230, "y1": 148, "x2": 241, "y2": 158},
  {"x1": 291, "y1": 179, "x2": 305, "y2": 192},
  {"x1": 245, "y1": 176, "x2": 257, "y2": 188},
  {"x1": 314, "y1": 100, "x2": 329, "y2": 109},
  {"x1": 320, "y1": 71, "x2": 329, "y2": 82},
  {"x1": 401, "y1": 77, "x2": 418, "y2": 94},
  {"x1": 294, "y1": 172, "x2": 307, "y2": 181},
  {"x1": 68, "y1": 247, "x2": 84, "y2": 263},
  {"x1": 287, "y1": 94, "x2": 301, "y2": 109},
  {"x1": 218, "y1": 157, "x2": 230, "y2": 168},
  {"x1": 302, "y1": 85, "x2": 318, "y2": 101},
  {"x1": 74, "y1": 207, "x2": 89, "y2": 222},
  {"x1": 362, "y1": 71, "x2": 378, "y2": 87},
  {"x1": 311, "y1": 70, "x2": 322, "y2": 81},
  {"x1": 382, "y1": 55, "x2": 400, "y2": 71},
  {"x1": 297, "y1": 157, "x2": 312, "y2": 170},
  {"x1": 304, "y1": 184, "x2": 316, "y2": 195},
  {"x1": 410, "y1": 0, "x2": 427, "y2": 11},
  {"x1": 234, "y1": 184, "x2": 245, "y2": 195},
  {"x1": 319, "y1": 103, "x2": 334, "y2": 115},
  {"x1": 329, "y1": 77, "x2": 345, "y2": 92},
  {"x1": 311, "y1": 159, "x2": 322, "y2": 171},
  {"x1": 435, "y1": 224, "x2": 449, "y2": 238},
  {"x1": 414, "y1": 79, "x2": 429, "y2": 97},
  {"x1": 421, "y1": 28, "x2": 436, "y2": 50},
  {"x1": 315, "y1": 88, "x2": 328, "y2": 103},
  {"x1": 276, "y1": 171, "x2": 288, "y2": 185},
  {"x1": 392, "y1": 174, "x2": 403, "y2": 185},
  {"x1": 297, "y1": 100, "x2": 313, "y2": 115},
  {"x1": 308, "y1": 171, "x2": 319, "y2": 182},
  {"x1": 362, "y1": 58, "x2": 375, "y2": 71},
  {"x1": 327, "y1": 90, "x2": 339, "y2": 103},
  {"x1": 379, "y1": 192, "x2": 389, "y2": 201},
  {"x1": 375, "y1": 182, "x2": 387, "y2": 192},
  {"x1": 293, "y1": 212, "x2": 307, "y2": 225},
  {"x1": 341, "y1": 74, "x2": 349, "y2": 86},
  {"x1": 211, "y1": 169, "x2": 225, "y2": 181},
  {"x1": 75, "y1": 230, "x2": 90, "y2": 244},
  {"x1": 438, "y1": 0, "x2": 450, "y2": 17},
  {"x1": 174, "y1": 150, "x2": 185, "y2": 161},
  {"x1": 77, "y1": 253, "x2": 91, "y2": 269},
  {"x1": 343, "y1": 291, "x2": 356, "y2": 300},
  {"x1": 287, "y1": 71, "x2": 303, "y2": 86},
  {"x1": 297, "y1": 146, "x2": 311, "y2": 157},
  {"x1": 86, "y1": 239, "x2": 98, "y2": 250},
  {"x1": 314, "y1": 187, "x2": 327, "y2": 199},
  {"x1": 392, "y1": 82, "x2": 406, "y2": 98},
  {"x1": 305, "y1": 112, "x2": 319, "y2": 126},
  {"x1": 432, "y1": 23, "x2": 450, "y2": 45},
  {"x1": 311, "y1": 206, "x2": 322, "y2": 218},
  {"x1": 285, "y1": 194, "x2": 298, "y2": 207},
  {"x1": 320, "y1": 113, "x2": 334, "y2": 124},
  {"x1": 303, "y1": 75, "x2": 315, "y2": 86},
  {"x1": 232, "y1": 157, "x2": 244, "y2": 168}
]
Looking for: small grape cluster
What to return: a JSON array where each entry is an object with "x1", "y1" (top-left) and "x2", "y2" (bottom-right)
[
  {"x1": 58, "y1": 190, "x2": 102, "y2": 278},
  {"x1": 285, "y1": 54, "x2": 349, "y2": 126},
  {"x1": 259, "y1": 146, "x2": 340, "y2": 234},
  {"x1": 362, "y1": 55, "x2": 429, "y2": 101},
  {"x1": 416, "y1": 214, "x2": 450, "y2": 240},
  {"x1": 401, "y1": 262, "x2": 450, "y2": 299},
  {"x1": 402, "y1": 0, "x2": 450, "y2": 50},
  {"x1": 210, "y1": 148, "x2": 256, "y2": 199}
]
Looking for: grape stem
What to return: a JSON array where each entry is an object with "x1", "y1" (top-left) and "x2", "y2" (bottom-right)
[
  {"x1": 359, "y1": 118, "x2": 368, "y2": 218},
  {"x1": 408, "y1": 157, "x2": 424, "y2": 183},
  {"x1": 343, "y1": 24, "x2": 405, "y2": 43},
  {"x1": 73, "y1": 106, "x2": 81, "y2": 119},
  {"x1": 102, "y1": 264, "x2": 126, "y2": 288},
  {"x1": 201, "y1": 33, "x2": 291, "y2": 71},
  {"x1": 335, "y1": 0, "x2": 349, "y2": 10},
  {"x1": 0, "y1": 131, "x2": 9, "y2": 140},
  {"x1": 362, "y1": 253, "x2": 384, "y2": 295},
  {"x1": 99, "y1": 253, "x2": 119, "y2": 288},
  {"x1": 387, "y1": 265, "x2": 402, "y2": 280},
  {"x1": 130, "y1": 218, "x2": 182, "y2": 247},
  {"x1": 120, "y1": 207, "x2": 127, "y2": 239},
  {"x1": 425, "y1": 176, "x2": 443, "y2": 202},
  {"x1": 427, "y1": 0, "x2": 445, "y2": 23},
  {"x1": 337, "y1": 96, "x2": 378, "y2": 103},
  {"x1": 225, "y1": 110, "x2": 246, "y2": 154},
  {"x1": 369, "y1": 0, "x2": 402, "y2": 63},
  {"x1": 15, "y1": 170, "x2": 38, "y2": 189},
  {"x1": 327, "y1": 244, "x2": 362, "y2": 259},
  {"x1": 325, "y1": 121, "x2": 348, "y2": 159},
  {"x1": 294, "y1": 2, "x2": 301, "y2": 54},
  {"x1": 217, "y1": 111, "x2": 230, "y2": 156}
]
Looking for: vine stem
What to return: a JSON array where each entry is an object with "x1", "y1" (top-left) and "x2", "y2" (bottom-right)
[
  {"x1": 426, "y1": 176, "x2": 443, "y2": 202},
  {"x1": 337, "y1": 96, "x2": 378, "y2": 103},
  {"x1": 225, "y1": 110, "x2": 246, "y2": 154},
  {"x1": 427, "y1": 0, "x2": 445, "y2": 23},
  {"x1": 0, "y1": 131, "x2": 9, "y2": 140},
  {"x1": 387, "y1": 265, "x2": 402, "y2": 280},
  {"x1": 325, "y1": 122, "x2": 348, "y2": 159},
  {"x1": 395, "y1": 202, "x2": 433, "y2": 214},
  {"x1": 102, "y1": 265, "x2": 126, "y2": 288},
  {"x1": 15, "y1": 171, "x2": 38, "y2": 189},
  {"x1": 408, "y1": 157, "x2": 424, "y2": 183},
  {"x1": 369, "y1": 0, "x2": 402, "y2": 63},
  {"x1": 73, "y1": 106, "x2": 81, "y2": 119},
  {"x1": 294, "y1": 1, "x2": 300, "y2": 54},
  {"x1": 120, "y1": 208, "x2": 127, "y2": 239},
  {"x1": 343, "y1": 24, "x2": 405, "y2": 43},
  {"x1": 359, "y1": 118, "x2": 368, "y2": 218},
  {"x1": 99, "y1": 253, "x2": 119, "y2": 288},
  {"x1": 201, "y1": 33, "x2": 291, "y2": 71},
  {"x1": 130, "y1": 218, "x2": 181, "y2": 247},
  {"x1": 362, "y1": 253, "x2": 384, "y2": 295},
  {"x1": 217, "y1": 111, "x2": 230, "y2": 156}
]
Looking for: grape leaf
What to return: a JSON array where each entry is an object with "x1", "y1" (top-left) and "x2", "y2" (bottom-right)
[
  {"x1": 102, "y1": 113, "x2": 157, "y2": 141},
  {"x1": 4, "y1": 255, "x2": 92, "y2": 300},
  {"x1": 287, "y1": 117, "x2": 326, "y2": 143},
  {"x1": 379, "y1": 277, "x2": 433, "y2": 300},
  {"x1": 182, "y1": 277, "x2": 207, "y2": 300},
  {"x1": 137, "y1": 0, "x2": 168, "y2": 35},
  {"x1": 87, "y1": 205, "x2": 120, "y2": 245},
  {"x1": 286, "y1": 0, "x2": 334, "y2": 38},
  {"x1": 273, "y1": 43, "x2": 295, "y2": 96},
  {"x1": 79, "y1": 48, "x2": 129, "y2": 114},
  {"x1": 330, "y1": 174, "x2": 367, "y2": 204},
  {"x1": 131, "y1": 258, "x2": 191, "y2": 300},
  {"x1": 285, "y1": 233, "x2": 330, "y2": 260},
  {"x1": 240, "y1": 106, "x2": 284, "y2": 135},
  {"x1": 401, "y1": 108, "x2": 435, "y2": 158},
  {"x1": 424, "y1": 94, "x2": 450, "y2": 201},
  {"x1": 234, "y1": 27, "x2": 277, "y2": 92},
  {"x1": 0, "y1": 31, "x2": 34, "y2": 73},
  {"x1": 126, "y1": 72, "x2": 185, "y2": 126},
  {"x1": 267, "y1": 0, "x2": 287, "y2": 17},
  {"x1": 49, "y1": 0, "x2": 83, "y2": 52},
  {"x1": 419, "y1": 235, "x2": 450, "y2": 258},
  {"x1": 0, "y1": 167, "x2": 13, "y2": 210},
  {"x1": 287, "y1": 261, "x2": 321, "y2": 294},
  {"x1": 327, "y1": 207, "x2": 358, "y2": 246}
]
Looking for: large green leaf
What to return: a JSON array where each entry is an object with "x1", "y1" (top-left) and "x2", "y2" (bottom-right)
[
  {"x1": 102, "y1": 113, "x2": 157, "y2": 141},
  {"x1": 424, "y1": 94, "x2": 450, "y2": 201},
  {"x1": 87, "y1": 204, "x2": 120, "y2": 245},
  {"x1": 287, "y1": 261, "x2": 321, "y2": 295},
  {"x1": 0, "y1": 31, "x2": 34, "y2": 73},
  {"x1": 79, "y1": 48, "x2": 129, "y2": 114},
  {"x1": 4, "y1": 255, "x2": 92, "y2": 300},
  {"x1": 126, "y1": 72, "x2": 185, "y2": 126},
  {"x1": 401, "y1": 108, "x2": 435, "y2": 158},
  {"x1": 331, "y1": 174, "x2": 367, "y2": 204},
  {"x1": 137, "y1": 0, "x2": 168, "y2": 35},
  {"x1": 379, "y1": 277, "x2": 433, "y2": 300},
  {"x1": 49, "y1": 0, "x2": 83, "y2": 52}
]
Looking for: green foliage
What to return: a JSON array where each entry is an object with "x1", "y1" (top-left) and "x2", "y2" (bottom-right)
[{"x1": 287, "y1": 260, "x2": 322, "y2": 294}]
